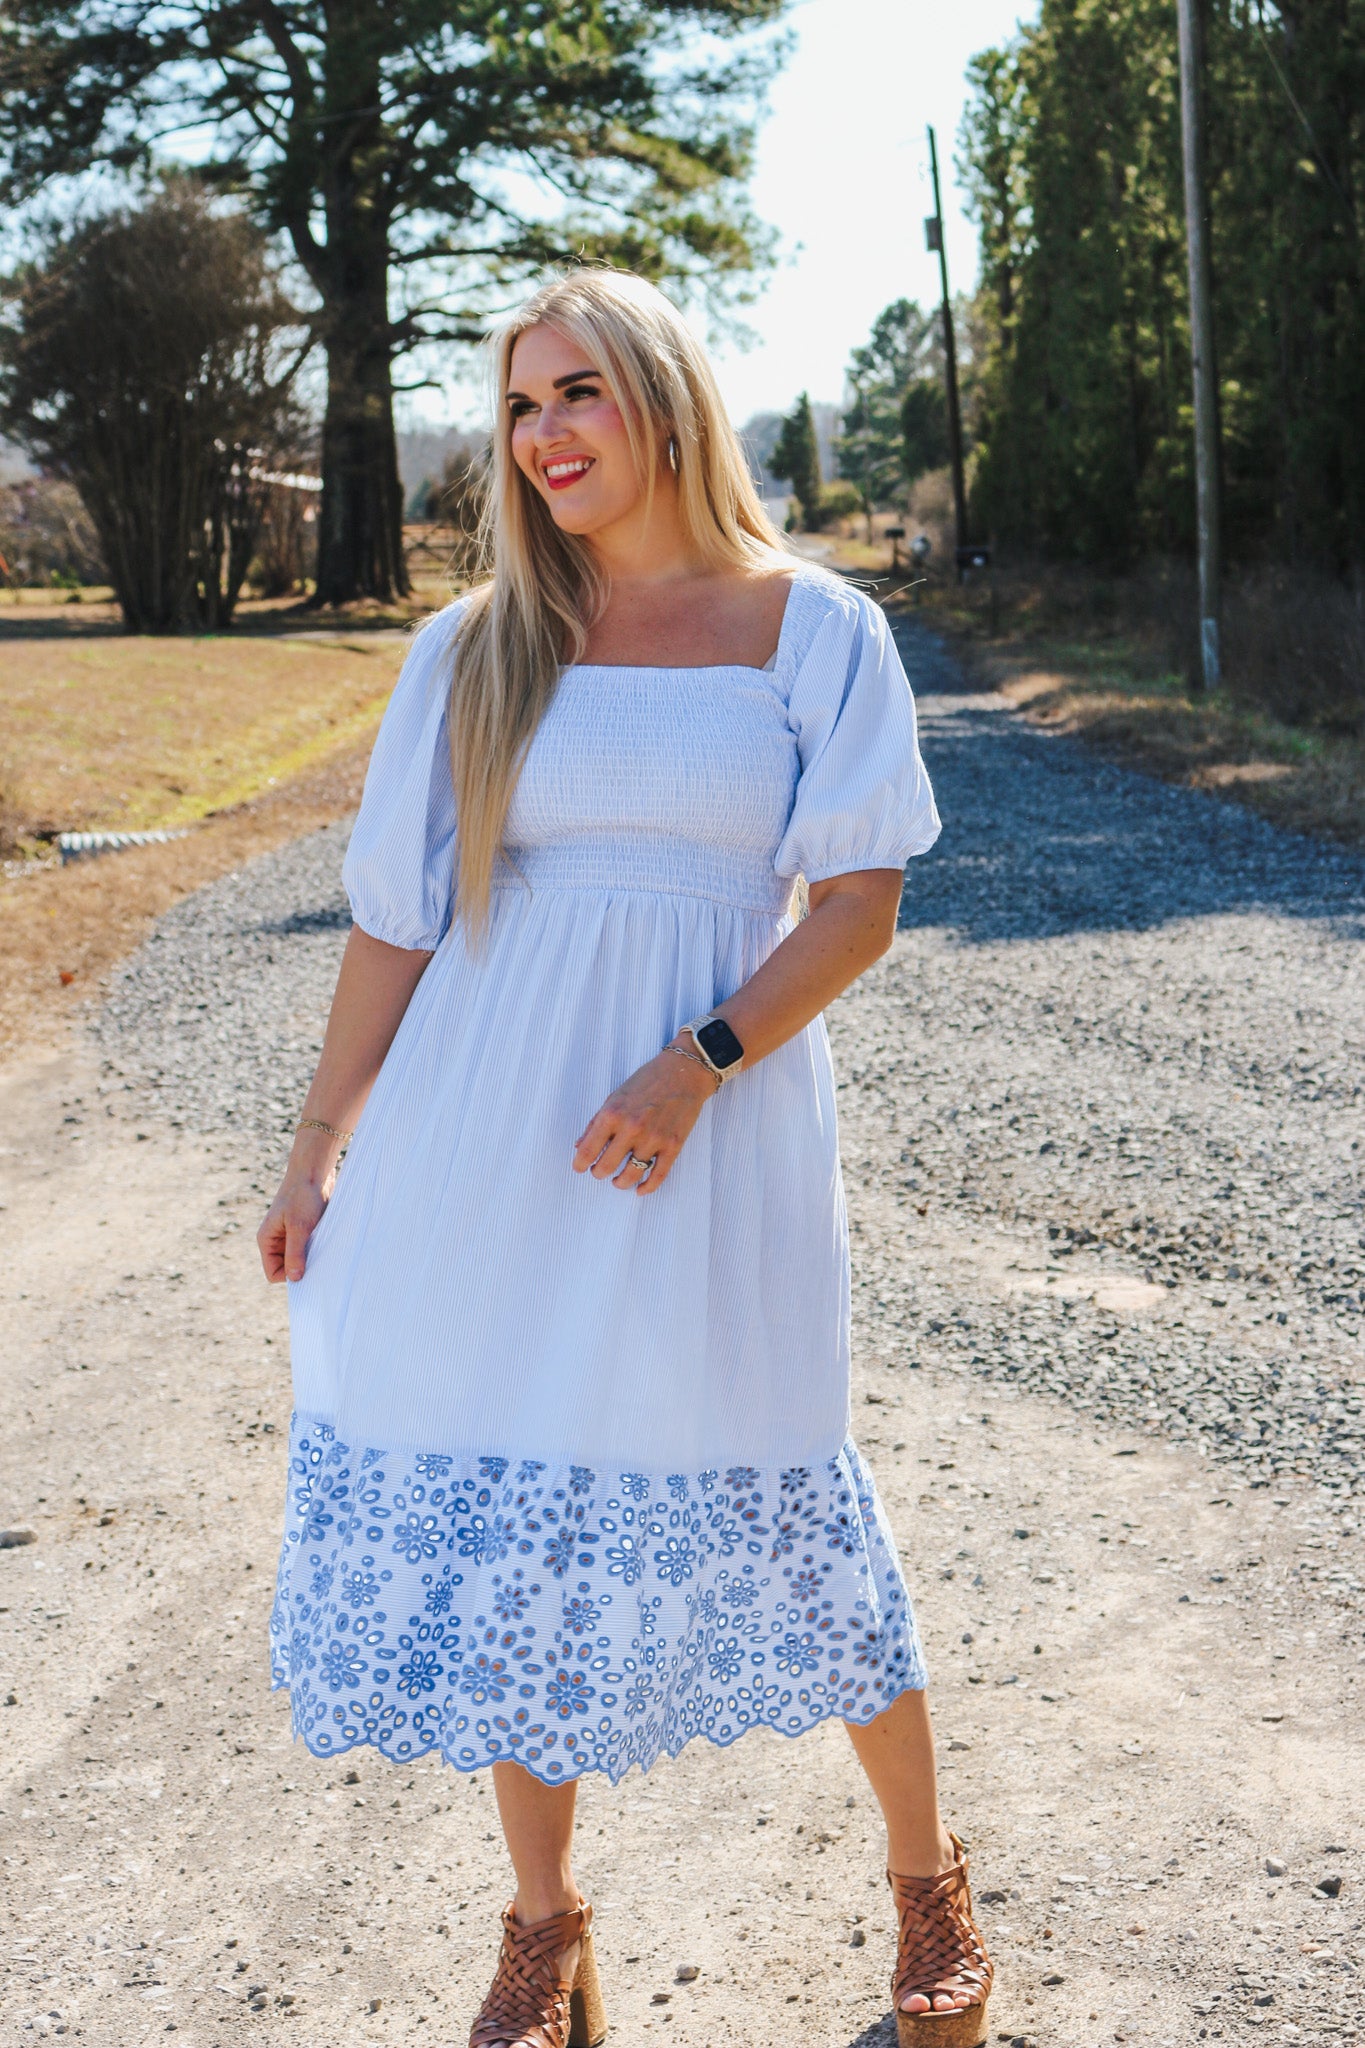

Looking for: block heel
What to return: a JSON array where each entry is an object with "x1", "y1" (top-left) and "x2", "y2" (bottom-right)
[{"x1": 568, "y1": 1928, "x2": 608, "y2": 2046}]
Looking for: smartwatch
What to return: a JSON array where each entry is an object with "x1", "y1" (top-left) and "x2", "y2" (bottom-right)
[{"x1": 683, "y1": 1013, "x2": 745, "y2": 1083}]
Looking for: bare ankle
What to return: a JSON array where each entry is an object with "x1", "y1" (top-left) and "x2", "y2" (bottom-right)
[
  {"x1": 512, "y1": 1879, "x2": 581, "y2": 1926},
  {"x1": 888, "y1": 1827, "x2": 957, "y2": 1878}
]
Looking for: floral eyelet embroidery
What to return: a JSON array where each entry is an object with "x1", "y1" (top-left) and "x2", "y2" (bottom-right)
[{"x1": 271, "y1": 1415, "x2": 925, "y2": 1786}]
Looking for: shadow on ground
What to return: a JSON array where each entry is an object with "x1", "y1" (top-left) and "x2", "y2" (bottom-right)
[
  {"x1": 842, "y1": 2015, "x2": 898, "y2": 2048},
  {"x1": 256, "y1": 905, "x2": 353, "y2": 937}
]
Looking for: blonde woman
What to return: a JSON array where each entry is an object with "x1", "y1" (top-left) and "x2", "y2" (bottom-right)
[{"x1": 258, "y1": 269, "x2": 993, "y2": 2048}]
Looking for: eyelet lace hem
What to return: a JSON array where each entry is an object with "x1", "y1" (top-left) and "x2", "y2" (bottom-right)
[{"x1": 269, "y1": 1412, "x2": 926, "y2": 1786}]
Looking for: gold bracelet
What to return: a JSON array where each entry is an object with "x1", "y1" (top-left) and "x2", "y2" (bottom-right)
[
  {"x1": 664, "y1": 1044, "x2": 720, "y2": 1091},
  {"x1": 296, "y1": 1117, "x2": 353, "y2": 1144}
]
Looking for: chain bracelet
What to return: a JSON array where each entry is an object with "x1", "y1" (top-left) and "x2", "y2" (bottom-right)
[{"x1": 663, "y1": 1043, "x2": 721, "y2": 1090}]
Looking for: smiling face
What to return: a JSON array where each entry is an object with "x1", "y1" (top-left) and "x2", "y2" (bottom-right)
[{"x1": 505, "y1": 321, "x2": 663, "y2": 540}]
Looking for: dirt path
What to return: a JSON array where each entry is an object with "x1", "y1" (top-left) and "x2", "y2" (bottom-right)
[
  {"x1": 2, "y1": 622, "x2": 1362, "y2": 2048},
  {"x1": 2, "y1": 1047, "x2": 1359, "y2": 2048}
]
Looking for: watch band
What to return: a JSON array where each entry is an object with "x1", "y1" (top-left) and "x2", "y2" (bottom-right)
[{"x1": 682, "y1": 1013, "x2": 745, "y2": 1082}]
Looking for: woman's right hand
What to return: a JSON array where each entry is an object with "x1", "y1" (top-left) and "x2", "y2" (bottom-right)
[
  {"x1": 250, "y1": 929, "x2": 429, "y2": 1286},
  {"x1": 257, "y1": 1174, "x2": 329, "y2": 1284}
]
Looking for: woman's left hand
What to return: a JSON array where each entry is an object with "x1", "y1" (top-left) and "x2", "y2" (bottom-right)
[{"x1": 572, "y1": 1044, "x2": 717, "y2": 1193}]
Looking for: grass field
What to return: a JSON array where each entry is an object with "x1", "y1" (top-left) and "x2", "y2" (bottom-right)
[
  {"x1": 1, "y1": 628, "x2": 409, "y2": 843},
  {"x1": 0, "y1": 595, "x2": 444, "y2": 1060}
]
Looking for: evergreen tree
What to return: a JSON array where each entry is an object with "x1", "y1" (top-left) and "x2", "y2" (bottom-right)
[
  {"x1": 0, "y1": 1, "x2": 789, "y2": 604},
  {"x1": 771, "y1": 391, "x2": 822, "y2": 529},
  {"x1": 836, "y1": 298, "x2": 948, "y2": 511},
  {"x1": 960, "y1": 0, "x2": 1365, "y2": 573},
  {"x1": 900, "y1": 380, "x2": 950, "y2": 485}
]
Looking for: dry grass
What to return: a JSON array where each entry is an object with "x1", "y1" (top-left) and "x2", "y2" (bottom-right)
[
  {"x1": 808, "y1": 527, "x2": 1365, "y2": 852},
  {"x1": 985, "y1": 658, "x2": 1365, "y2": 847},
  {"x1": 0, "y1": 628, "x2": 411, "y2": 842},
  {"x1": 0, "y1": 737, "x2": 374, "y2": 1062},
  {"x1": 0, "y1": 761, "x2": 26, "y2": 858},
  {"x1": 0, "y1": 577, "x2": 463, "y2": 1063}
]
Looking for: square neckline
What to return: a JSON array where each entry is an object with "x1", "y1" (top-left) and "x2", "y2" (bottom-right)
[{"x1": 563, "y1": 562, "x2": 813, "y2": 679}]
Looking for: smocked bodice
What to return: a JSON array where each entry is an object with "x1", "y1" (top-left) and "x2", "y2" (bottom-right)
[
  {"x1": 498, "y1": 664, "x2": 801, "y2": 914},
  {"x1": 339, "y1": 567, "x2": 941, "y2": 952}
]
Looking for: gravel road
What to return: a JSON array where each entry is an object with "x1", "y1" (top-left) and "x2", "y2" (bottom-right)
[
  {"x1": 95, "y1": 619, "x2": 1365, "y2": 1507},
  {"x1": 839, "y1": 631, "x2": 1365, "y2": 1510}
]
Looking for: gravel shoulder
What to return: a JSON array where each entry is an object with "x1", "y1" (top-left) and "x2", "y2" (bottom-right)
[{"x1": 1, "y1": 621, "x2": 1362, "y2": 2047}]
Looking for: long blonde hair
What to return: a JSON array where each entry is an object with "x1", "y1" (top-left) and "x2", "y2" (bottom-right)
[{"x1": 448, "y1": 267, "x2": 788, "y2": 940}]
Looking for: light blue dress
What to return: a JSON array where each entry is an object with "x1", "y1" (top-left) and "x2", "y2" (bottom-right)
[{"x1": 272, "y1": 563, "x2": 942, "y2": 1784}]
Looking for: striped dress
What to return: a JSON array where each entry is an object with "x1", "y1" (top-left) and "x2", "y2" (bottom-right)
[{"x1": 272, "y1": 563, "x2": 942, "y2": 1785}]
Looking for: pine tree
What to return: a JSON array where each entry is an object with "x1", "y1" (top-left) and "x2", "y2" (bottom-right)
[
  {"x1": 836, "y1": 299, "x2": 948, "y2": 512},
  {"x1": 0, "y1": 1, "x2": 789, "y2": 604},
  {"x1": 960, "y1": 0, "x2": 1365, "y2": 574},
  {"x1": 771, "y1": 392, "x2": 822, "y2": 530}
]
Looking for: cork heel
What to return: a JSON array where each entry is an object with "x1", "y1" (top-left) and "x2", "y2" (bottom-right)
[
  {"x1": 895, "y1": 1996, "x2": 990, "y2": 2048},
  {"x1": 568, "y1": 1929, "x2": 608, "y2": 2046}
]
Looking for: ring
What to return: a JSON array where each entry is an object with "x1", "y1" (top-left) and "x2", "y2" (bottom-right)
[{"x1": 625, "y1": 1151, "x2": 658, "y2": 1177}]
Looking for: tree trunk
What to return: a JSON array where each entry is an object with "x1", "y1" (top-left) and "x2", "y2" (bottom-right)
[
  {"x1": 314, "y1": 300, "x2": 409, "y2": 604},
  {"x1": 312, "y1": 52, "x2": 409, "y2": 610}
]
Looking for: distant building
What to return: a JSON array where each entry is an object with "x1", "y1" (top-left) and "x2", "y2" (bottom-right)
[
  {"x1": 397, "y1": 426, "x2": 488, "y2": 518},
  {"x1": 809, "y1": 402, "x2": 841, "y2": 485},
  {"x1": 0, "y1": 438, "x2": 37, "y2": 485},
  {"x1": 737, "y1": 412, "x2": 786, "y2": 498}
]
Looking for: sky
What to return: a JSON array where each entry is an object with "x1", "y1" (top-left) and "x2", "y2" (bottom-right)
[
  {"x1": 403, "y1": 0, "x2": 1039, "y2": 436},
  {"x1": 707, "y1": 0, "x2": 1038, "y2": 426}
]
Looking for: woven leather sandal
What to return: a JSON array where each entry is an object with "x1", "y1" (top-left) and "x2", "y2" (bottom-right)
[
  {"x1": 888, "y1": 1833, "x2": 993, "y2": 2048},
  {"x1": 468, "y1": 1895, "x2": 607, "y2": 2048}
]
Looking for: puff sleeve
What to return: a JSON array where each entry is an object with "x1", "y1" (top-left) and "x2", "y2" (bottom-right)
[
  {"x1": 341, "y1": 602, "x2": 464, "y2": 950},
  {"x1": 773, "y1": 582, "x2": 941, "y2": 884}
]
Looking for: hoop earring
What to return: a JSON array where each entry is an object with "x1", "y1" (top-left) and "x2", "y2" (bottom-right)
[{"x1": 667, "y1": 436, "x2": 680, "y2": 474}]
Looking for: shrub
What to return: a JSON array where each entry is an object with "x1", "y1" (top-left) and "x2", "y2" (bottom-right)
[
  {"x1": 0, "y1": 477, "x2": 104, "y2": 586},
  {"x1": 1223, "y1": 571, "x2": 1365, "y2": 735},
  {"x1": 817, "y1": 480, "x2": 863, "y2": 523},
  {"x1": 0, "y1": 180, "x2": 305, "y2": 630},
  {"x1": 249, "y1": 478, "x2": 318, "y2": 598}
]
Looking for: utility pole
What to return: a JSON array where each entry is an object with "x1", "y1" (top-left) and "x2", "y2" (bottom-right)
[
  {"x1": 926, "y1": 125, "x2": 968, "y2": 570},
  {"x1": 1177, "y1": 0, "x2": 1221, "y2": 690},
  {"x1": 851, "y1": 375, "x2": 874, "y2": 545}
]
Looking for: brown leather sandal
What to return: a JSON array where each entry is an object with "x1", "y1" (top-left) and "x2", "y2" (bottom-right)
[
  {"x1": 888, "y1": 1833, "x2": 993, "y2": 2048},
  {"x1": 468, "y1": 1895, "x2": 607, "y2": 2048}
]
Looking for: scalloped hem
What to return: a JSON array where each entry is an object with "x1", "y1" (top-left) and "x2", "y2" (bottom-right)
[
  {"x1": 270, "y1": 1413, "x2": 926, "y2": 1787},
  {"x1": 269, "y1": 1668, "x2": 926, "y2": 1788}
]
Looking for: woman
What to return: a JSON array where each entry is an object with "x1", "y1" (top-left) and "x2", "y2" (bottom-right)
[{"x1": 258, "y1": 269, "x2": 992, "y2": 2048}]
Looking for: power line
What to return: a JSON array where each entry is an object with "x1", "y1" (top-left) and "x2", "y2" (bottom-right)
[{"x1": 1254, "y1": 24, "x2": 1355, "y2": 223}]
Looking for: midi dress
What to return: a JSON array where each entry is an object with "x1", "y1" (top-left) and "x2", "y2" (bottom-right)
[{"x1": 271, "y1": 562, "x2": 942, "y2": 1786}]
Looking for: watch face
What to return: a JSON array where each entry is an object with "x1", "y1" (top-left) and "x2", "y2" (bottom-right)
[{"x1": 696, "y1": 1017, "x2": 744, "y2": 1070}]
